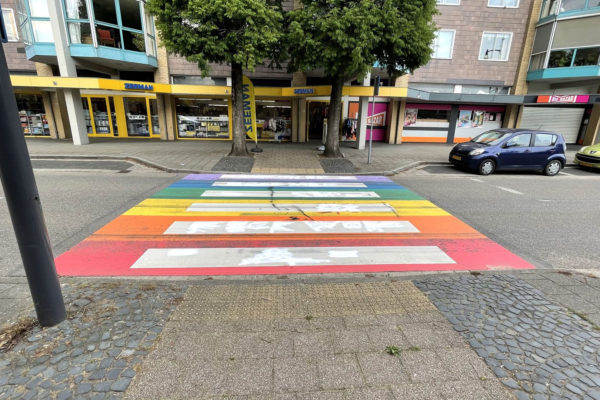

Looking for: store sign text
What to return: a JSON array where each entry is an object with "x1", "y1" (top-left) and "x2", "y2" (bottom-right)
[
  {"x1": 537, "y1": 95, "x2": 589, "y2": 104},
  {"x1": 124, "y1": 83, "x2": 154, "y2": 90},
  {"x1": 294, "y1": 88, "x2": 314, "y2": 95}
]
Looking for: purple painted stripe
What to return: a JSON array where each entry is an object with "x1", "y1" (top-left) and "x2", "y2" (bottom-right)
[{"x1": 183, "y1": 174, "x2": 393, "y2": 183}]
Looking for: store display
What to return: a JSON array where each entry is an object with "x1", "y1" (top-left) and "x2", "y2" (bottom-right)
[
  {"x1": 177, "y1": 116, "x2": 229, "y2": 138},
  {"x1": 19, "y1": 111, "x2": 50, "y2": 136}
]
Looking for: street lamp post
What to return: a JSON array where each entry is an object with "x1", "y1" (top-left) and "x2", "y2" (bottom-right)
[{"x1": 0, "y1": 26, "x2": 66, "y2": 326}]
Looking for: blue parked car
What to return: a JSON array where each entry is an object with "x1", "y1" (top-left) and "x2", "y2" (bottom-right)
[{"x1": 449, "y1": 129, "x2": 566, "y2": 176}]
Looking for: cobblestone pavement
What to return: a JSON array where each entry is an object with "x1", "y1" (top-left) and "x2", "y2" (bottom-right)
[
  {"x1": 211, "y1": 156, "x2": 254, "y2": 173},
  {"x1": 125, "y1": 280, "x2": 512, "y2": 400},
  {"x1": 415, "y1": 273, "x2": 600, "y2": 400},
  {"x1": 0, "y1": 280, "x2": 186, "y2": 400}
]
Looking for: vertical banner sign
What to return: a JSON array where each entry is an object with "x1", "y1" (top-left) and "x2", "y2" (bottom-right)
[{"x1": 242, "y1": 76, "x2": 258, "y2": 144}]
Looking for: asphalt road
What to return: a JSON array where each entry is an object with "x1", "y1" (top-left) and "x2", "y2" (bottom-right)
[
  {"x1": 395, "y1": 165, "x2": 600, "y2": 271},
  {"x1": 1, "y1": 160, "x2": 598, "y2": 278},
  {"x1": 0, "y1": 162, "x2": 180, "y2": 277}
]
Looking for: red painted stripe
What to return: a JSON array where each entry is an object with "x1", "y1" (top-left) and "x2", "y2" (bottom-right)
[{"x1": 55, "y1": 238, "x2": 535, "y2": 276}]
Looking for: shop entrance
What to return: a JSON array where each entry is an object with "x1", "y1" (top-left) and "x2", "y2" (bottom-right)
[
  {"x1": 82, "y1": 94, "x2": 160, "y2": 138},
  {"x1": 307, "y1": 101, "x2": 329, "y2": 142}
]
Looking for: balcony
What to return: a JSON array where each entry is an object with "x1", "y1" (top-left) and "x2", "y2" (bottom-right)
[
  {"x1": 528, "y1": 44, "x2": 600, "y2": 82},
  {"x1": 17, "y1": 0, "x2": 157, "y2": 70}
]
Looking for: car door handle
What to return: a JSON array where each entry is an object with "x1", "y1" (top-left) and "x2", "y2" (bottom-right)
[{"x1": 524, "y1": 149, "x2": 530, "y2": 152}]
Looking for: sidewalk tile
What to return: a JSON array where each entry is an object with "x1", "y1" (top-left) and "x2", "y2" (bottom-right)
[
  {"x1": 317, "y1": 354, "x2": 364, "y2": 390},
  {"x1": 356, "y1": 352, "x2": 410, "y2": 386},
  {"x1": 274, "y1": 357, "x2": 319, "y2": 393}
]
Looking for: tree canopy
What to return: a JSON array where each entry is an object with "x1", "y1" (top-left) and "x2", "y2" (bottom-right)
[
  {"x1": 287, "y1": 0, "x2": 437, "y2": 156},
  {"x1": 146, "y1": 0, "x2": 284, "y2": 156}
]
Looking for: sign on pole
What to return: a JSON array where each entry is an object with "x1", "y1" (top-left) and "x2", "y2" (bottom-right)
[{"x1": 242, "y1": 76, "x2": 258, "y2": 144}]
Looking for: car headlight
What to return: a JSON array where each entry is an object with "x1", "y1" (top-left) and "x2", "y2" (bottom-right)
[
  {"x1": 579, "y1": 146, "x2": 589, "y2": 153},
  {"x1": 469, "y1": 148, "x2": 485, "y2": 156}
]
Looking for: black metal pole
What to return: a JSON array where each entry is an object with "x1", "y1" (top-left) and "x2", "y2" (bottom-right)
[{"x1": 0, "y1": 43, "x2": 66, "y2": 326}]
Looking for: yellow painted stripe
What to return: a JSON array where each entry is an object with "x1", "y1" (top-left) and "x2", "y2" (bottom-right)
[
  {"x1": 133, "y1": 198, "x2": 438, "y2": 206},
  {"x1": 124, "y1": 199, "x2": 449, "y2": 217}
]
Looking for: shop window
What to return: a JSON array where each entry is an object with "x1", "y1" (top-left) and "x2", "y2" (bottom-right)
[
  {"x1": 149, "y1": 99, "x2": 160, "y2": 135},
  {"x1": 81, "y1": 98, "x2": 94, "y2": 134},
  {"x1": 548, "y1": 49, "x2": 574, "y2": 68},
  {"x1": 573, "y1": 47, "x2": 600, "y2": 66},
  {"x1": 436, "y1": 0, "x2": 460, "y2": 5},
  {"x1": 479, "y1": 32, "x2": 512, "y2": 61},
  {"x1": 256, "y1": 101, "x2": 291, "y2": 141},
  {"x1": 529, "y1": 53, "x2": 546, "y2": 70},
  {"x1": 119, "y1": 0, "x2": 142, "y2": 30},
  {"x1": 488, "y1": 0, "x2": 518, "y2": 7},
  {"x1": 16, "y1": 93, "x2": 50, "y2": 136},
  {"x1": 560, "y1": 0, "x2": 586, "y2": 12},
  {"x1": 176, "y1": 98, "x2": 230, "y2": 139},
  {"x1": 92, "y1": 0, "x2": 117, "y2": 25},
  {"x1": 404, "y1": 108, "x2": 450, "y2": 128},
  {"x1": 457, "y1": 109, "x2": 503, "y2": 129},
  {"x1": 109, "y1": 97, "x2": 118, "y2": 136},
  {"x1": 431, "y1": 30, "x2": 455, "y2": 59},
  {"x1": 90, "y1": 98, "x2": 112, "y2": 134},
  {"x1": 123, "y1": 97, "x2": 150, "y2": 137},
  {"x1": 589, "y1": 0, "x2": 600, "y2": 8},
  {"x1": 2, "y1": 8, "x2": 19, "y2": 41}
]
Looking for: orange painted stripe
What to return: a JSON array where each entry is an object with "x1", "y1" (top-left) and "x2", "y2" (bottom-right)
[
  {"x1": 94, "y1": 215, "x2": 481, "y2": 236},
  {"x1": 401, "y1": 137, "x2": 447, "y2": 143},
  {"x1": 87, "y1": 232, "x2": 485, "y2": 242},
  {"x1": 453, "y1": 137, "x2": 471, "y2": 143}
]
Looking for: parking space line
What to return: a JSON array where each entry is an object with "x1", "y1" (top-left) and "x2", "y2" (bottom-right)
[
  {"x1": 496, "y1": 186, "x2": 523, "y2": 195},
  {"x1": 471, "y1": 178, "x2": 484, "y2": 183}
]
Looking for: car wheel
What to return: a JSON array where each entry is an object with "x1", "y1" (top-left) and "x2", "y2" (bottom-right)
[
  {"x1": 478, "y1": 159, "x2": 495, "y2": 175},
  {"x1": 544, "y1": 160, "x2": 562, "y2": 176}
]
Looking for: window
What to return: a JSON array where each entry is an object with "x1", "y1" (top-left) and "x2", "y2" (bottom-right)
[
  {"x1": 573, "y1": 47, "x2": 600, "y2": 66},
  {"x1": 560, "y1": 0, "x2": 586, "y2": 12},
  {"x1": 534, "y1": 134, "x2": 557, "y2": 147},
  {"x1": 2, "y1": 8, "x2": 19, "y2": 41},
  {"x1": 529, "y1": 53, "x2": 546, "y2": 70},
  {"x1": 437, "y1": 0, "x2": 460, "y2": 4},
  {"x1": 431, "y1": 30, "x2": 455, "y2": 59},
  {"x1": 540, "y1": 0, "x2": 560, "y2": 17},
  {"x1": 479, "y1": 32, "x2": 512, "y2": 61},
  {"x1": 404, "y1": 107, "x2": 450, "y2": 128},
  {"x1": 548, "y1": 49, "x2": 574, "y2": 68},
  {"x1": 488, "y1": 0, "x2": 519, "y2": 7},
  {"x1": 506, "y1": 134, "x2": 532, "y2": 147}
]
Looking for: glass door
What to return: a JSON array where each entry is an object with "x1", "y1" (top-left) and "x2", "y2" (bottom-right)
[
  {"x1": 89, "y1": 97, "x2": 113, "y2": 136},
  {"x1": 123, "y1": 97, "x2": 150, "y2": 137}
]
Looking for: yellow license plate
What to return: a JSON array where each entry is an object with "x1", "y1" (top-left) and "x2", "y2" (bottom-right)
[
  {"x1": 579, "y1": 161, "x2": 593, "y2": 167},
  {"x1": 452, "y1": 155, "x2": 461, "y2": 161}
]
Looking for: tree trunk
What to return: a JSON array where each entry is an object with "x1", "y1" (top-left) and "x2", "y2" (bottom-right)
[
  {"x1": 324, "y1": 75, "x2": 344, "y2": 158},
  {"x1": 229, "y1": 62, "x2": 250, "y2": 157}
]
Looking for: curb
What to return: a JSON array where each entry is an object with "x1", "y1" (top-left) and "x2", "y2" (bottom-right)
[{"x1": 28, "y1": 154, "x2": 580, "y2": 176}]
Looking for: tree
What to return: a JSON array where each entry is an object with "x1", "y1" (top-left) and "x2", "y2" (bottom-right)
[
  {"x1": 146, "y1": 0, "x2": 284, "y2": 156},
  {"x1": 287, "y1": 0, "x2": 437, "y2": 157}
]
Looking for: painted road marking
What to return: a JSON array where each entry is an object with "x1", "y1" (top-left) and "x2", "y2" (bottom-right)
[
  {"x1": 212, "y1": 181, "x2": 367, "y2": 188},
  {"x1": 218, "y1": 174, "x2": 358, "y2": 180},
  {"x1": 130, "y1": 246, "x2": 455, "y2": 269},
  {"x1": 200, "y1": 190, "x2": 381, "y2": 198},
  {"x1": 55, "y1": 173, "x2": 536, "y2": 276},
  {"x1": 471, "y1": 178, "x2": 484, "y2": 183},
  {"x1": 496, "y1": 186, "x2": 523, "y2": 195},
  {"x1": 185, "y1": 202, "x2": 396, "y2": 213},
  {"x1": 164, "y1": 220, "x2": 420, "y2": 235}
]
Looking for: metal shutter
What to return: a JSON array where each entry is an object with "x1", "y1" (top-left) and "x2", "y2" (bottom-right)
[{"x1": 520, "y1": 107, "x2": 584, "y2": 144}]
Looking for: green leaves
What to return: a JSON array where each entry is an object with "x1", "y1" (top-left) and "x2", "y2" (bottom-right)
[{"x1": 146, "y1": 0, "x2": 284, "y2": 74}]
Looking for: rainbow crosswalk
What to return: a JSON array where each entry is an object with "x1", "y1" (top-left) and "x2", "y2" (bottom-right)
[{"x1": 55, "y1": 174, "x2": 535, "y2": 276}]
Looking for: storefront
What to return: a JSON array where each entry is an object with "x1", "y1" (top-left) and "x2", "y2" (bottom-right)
[
  {"x1": 453, "y1": 106, "x2": 505, "y2": 143},
  {"x1": 175, "y1": 98, "x2": 231, "y2": 140},
  {"x1": 255, "y1": 100, "x2": 292, "y2": 142},
  {"x1": 15, "y1": 92, "x2": 51, "y2": 137},
  {"x1": 347, "y1": 101, "x2": 389, "y2": 142},
  {"x1": 402, "y1": 104, "x2": 451, "y2": 143},
  {"x1": 520, "y1": 95, "x2": 590, "y2": 144},
  {"x1": 81, "y1": 93, "x2": 160, "y2": 138}
]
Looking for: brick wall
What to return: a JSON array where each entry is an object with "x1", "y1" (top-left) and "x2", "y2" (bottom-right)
[
  {"x1": 1, "y1": 0, "x2": 36, "y2": 73},
  {"x1": 409, "y1": 0, "x2": 534, "y2": 87},
  {"x1": 167, "y1": 55, "x2": 292, "y2": 80}
]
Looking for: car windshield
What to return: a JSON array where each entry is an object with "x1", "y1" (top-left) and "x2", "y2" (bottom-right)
[{"x1": 470, "y1": 131, "x2": 512, "y2": 146}]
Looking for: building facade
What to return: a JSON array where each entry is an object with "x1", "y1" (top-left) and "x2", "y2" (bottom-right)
[{"x1": 2, "y1": 0, "x2": 599, "y2": 146}]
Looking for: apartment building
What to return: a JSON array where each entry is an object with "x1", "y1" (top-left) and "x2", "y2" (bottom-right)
[{"x1": 2, "y1": 0, "x2": 597, "y2": 146}]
